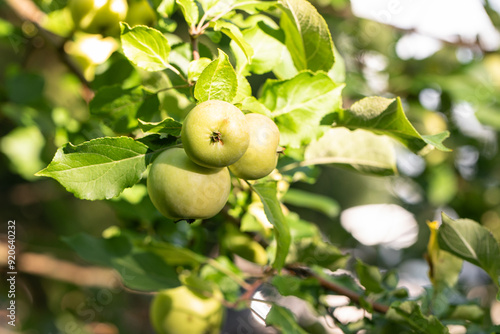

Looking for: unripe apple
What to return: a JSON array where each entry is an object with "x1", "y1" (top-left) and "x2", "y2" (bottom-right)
[
  {"x1": 150, "y1": 285, "x2": 225, "y2": 334},
  {"x1": 71, "y1": 0, "x2": 128, "y2": 35},
  {"x1": 222, "y1": 224, "x2": 268, "y2": 265},
  {"x1": 229, "y1": 113, "x2": 280, "y2": 180},
  {"x1": 147, "y1": 148, "x2": 231, "y2": 220},
  {"x1": 181, "y1": 100, "x2": 250, "y2": 168},
  {"x1": 125, "y1": 0, "x2": 156, "y2": 27},
  {"x1": 68, "y1": 0, "x2": 94, "y2": 26}
]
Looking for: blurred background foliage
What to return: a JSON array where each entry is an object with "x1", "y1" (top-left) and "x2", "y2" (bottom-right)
[{"x1": 1, "y1": 0, "x2": 500, "y2": 332}]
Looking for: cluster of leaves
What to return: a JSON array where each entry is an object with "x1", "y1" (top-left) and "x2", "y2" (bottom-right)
[{"x1": 2, "y1": 0, "x2": 500, "y2": 332}]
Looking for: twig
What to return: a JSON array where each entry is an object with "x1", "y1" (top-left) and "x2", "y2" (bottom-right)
[
  {"x1": 190, "y1": 35, "x2": 200, "y2": 60},
  {"x1": 4, "y1": 0, "x2": 92, "y2": 89},
  {"x1": 154, "y1": 83, "x2": 193, "y2": 94},
  {"x1": 0, "y1": 241, "x2": 120, "y2": 288},
  {"x1": 206, "y1": 257, "x2": 252, "y2": 290}
]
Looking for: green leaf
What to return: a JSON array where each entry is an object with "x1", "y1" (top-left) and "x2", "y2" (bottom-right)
[
  {"x1": 175, "y1": 0, "x2": 199, "y2": 27},
  {"x1": 188, "y1": 57, "x2": 212, "y2": 82},
  {"x1": 278, "y1": 0, "x2": 335, "y2": 72},
  {"x1": 355, "y1": 259, "x2": 384, "y2": 294},
  {"x1": 112, "y1": 251, "x2": 181, "y2": 291},
  {"x1": 145, "y1": 241, "x2": 206, "y2": 267},
  {"x1": 260, "y1": 71, "x2": 344, "y2": 148},
  {"x1": 232, "y1": 75, "x2": 252, "y2": 104},
  {"x1": 234, "y1": 0, "x2": 277, "y2": 13},
  {"x1": 282, "y1": 188, "x2": 340, "y2": 218},
  {"x1": 36, "y1": 137, "x2": 161, "y2": 200},
  {"x1": 194, "y1": 49, "x2": 238, "y2": 102},
  {"x1": 136, "y1": 134, "x2": 180, "y2": 151},
  {"x1": 386, "y1": 301, "x2": 449, "y2": 334},
  {"x1": 287, "y1": 238, "x2": 347, "y2": 271},
  {"x1": 271, "y1": 275, "x2": 321, "y2": 306},
  {"x1": 338, "y1": 97, "x2": 451, "y2": 153},
  {"x1": 329, "y1": 43, "x2": 346, "y2": 83},
  {"x1": 240, "y1": 96, "x2": 272, "y2": 117},
  {"x1": 138, "y1": 118, "x2": 182, "y2": 136},
  {"x1": 198, "y1": 0, "x2": 233, "y2": 16},
  {"x1": 90, "y1": 85, "x2": 159, "y2": 133},
  {"x1": 211, "y1": 20, "x2": 253, "y2": 63},
  {"x1": 251, "y1": 182, "x2": 291, "y2": 271},
  {"x1": 438, "y1": 213, "x2": 500, "y2": 287},
  {"x1": 6, "y1": 70, "x2": 44, "y2": 105},
  {"x1": 304, "y1": 128, "x2": 397, "y2": 176},
  {"x1": 62, "y1": 233, "x2": 132, "y2": 267},
  {"x1": 447, "y1": 304, "x2": 485, "y2": 323},
  {"x1": 231, "y1": 20, "x2": 285, "y2": 75},
  {"x1": 265, "y1": 305, "x2": 308, "y2": 334},
  {"x1": 120, "y1": 22, "x2": 171, "y2": 72},
  {"x1": 1, "y1": 126, "x2": 45, "y2": 180},
  {"x1": 157, "y1": 0, "x2": 177, "y2": 17},
  {"x1": 426, "y1": 221, "x2": 463, "y2": 290},
  {"x1": 200, "y1": 256, "x2": 244, "y2": 302},
  {"x1": 63, "y1": 233, "x2": 181, "y2": 291}
]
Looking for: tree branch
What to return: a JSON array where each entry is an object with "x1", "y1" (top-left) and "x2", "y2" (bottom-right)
[
  {"x1": 3, "y1": 0, "x2": 92, "y2": 91},
  {"x1": 286, "y1": 265, "x2": 390, "y2": 314}
]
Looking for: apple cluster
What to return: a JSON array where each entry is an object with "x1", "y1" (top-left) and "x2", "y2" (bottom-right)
[
  {"x1": 69, "y1": 0, "x2": 156, "y2": 36},
  {"x1": 147, "y1": 100, "x2": 280, "y2": 221}
]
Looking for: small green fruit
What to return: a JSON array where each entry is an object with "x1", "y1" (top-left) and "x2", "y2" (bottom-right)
[
  {"x1": 68, "y1": 0, "x2": 94, "y2": 26},
  {"x1": 150, "y1": 285, "x2": 225, "y2": 334},
  {"x1": 229, "y1": 113, "x2": 280, "y2": 180},
  {"x1": 70, "y1": 0, "x2": 128, "y2": 35},
  {"x1": 181, "y1": 100, "x2": 250, "y2": 168},
  {"x1": 125, "y1": 0, "x2": 156, "y2": 27},
  {"x1": 222, "y1": 225, "x2": 268, "y2": 265},
  {"x1": 147, "y1": 148, "x2": 231, "y2": 220}
]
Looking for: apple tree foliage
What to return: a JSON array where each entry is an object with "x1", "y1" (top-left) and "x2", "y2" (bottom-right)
[{"x1": 1, "y1": 0, "x2": 500, "y2": 332}]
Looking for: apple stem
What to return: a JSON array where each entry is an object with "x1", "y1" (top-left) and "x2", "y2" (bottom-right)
[{"x1": 277, "y1": 146, "x2": 285, "y2": 154}]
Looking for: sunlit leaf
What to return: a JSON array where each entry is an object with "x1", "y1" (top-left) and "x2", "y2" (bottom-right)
[
  {"x1": 36, "y1": 137, "x2": 169, "y2": 200},
  {"x1": 120, "y1": 23, "x2": 171, "y2": 72},
  {"x1": 211, "y1": 20, "x2": 253, "y2": 63},
  {"x1": 194, "y1": 49, "x2": 238, "y2": 102},
  {"x1": 338, "y1": 96, "x2": 451, "y2": 153},
  {"x1": 278, "y1": 0, "x2": 335, "y2": 72},
  {"x1": 188, "y1": 58, "x2": 212, "y2": 82},
  {"x1": 304, "y1": 127, "x2": 397, "y2": 176},
  {"x1": 231, "y1": 20, "x2": 285, "y2": 75},
  {"x1": 175, "y1": 0, "x2": 199, "y2": 26},
  {"x1": 260, "y1": 71, "x2": 344, "y2": 148}
]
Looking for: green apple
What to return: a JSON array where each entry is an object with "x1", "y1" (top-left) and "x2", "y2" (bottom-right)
[
  {"x1": 68, "y1": 0, "x2": 94, "y2": 26},
  {"x1": 125, "y1": 0, "x2": 156, "y2": 27},
  {"x1": 150, "y1": 285, "x2": 225, "y2": 334},
  {"x1": 222, "y1": 224, "x2": 268, "y2": 265},
  {"x1": 73, "y1": 0, "x2": 128, "y2": 35},
  {"x1": 229, "y1": 113, "x2": 280, "y2": 180},
  {"x1": 147, "y1": 148, "x2": 231, "y2": 220},
  {"x1": 181, "y1": 100, "x2": 250, "y2": 168}
]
